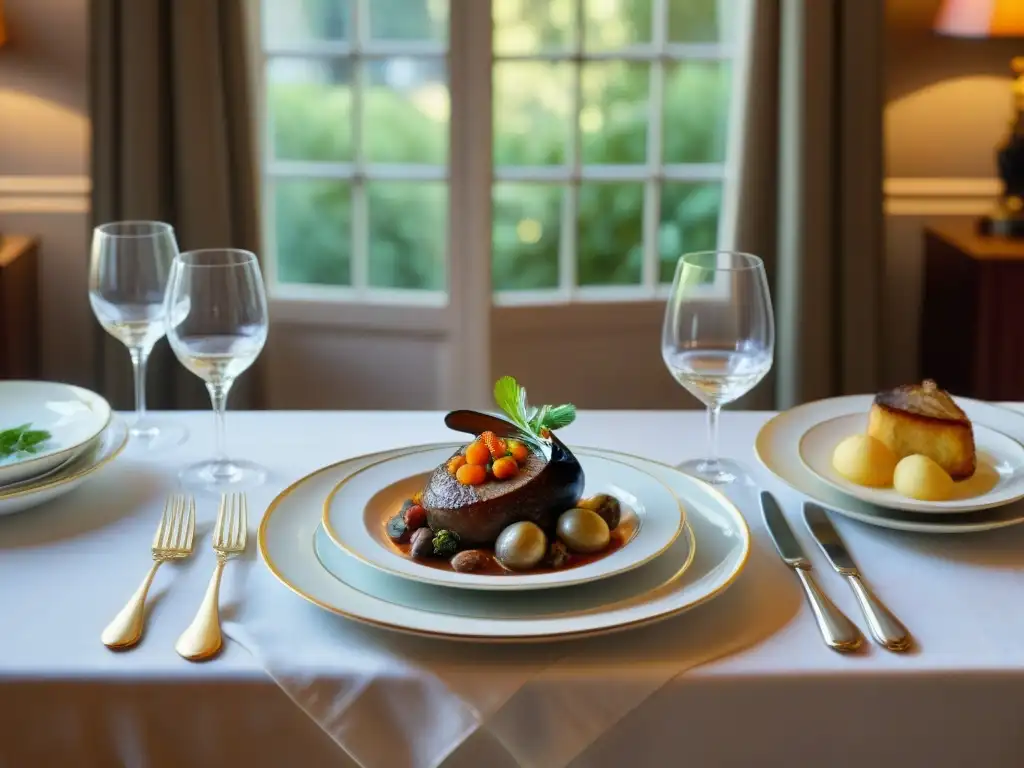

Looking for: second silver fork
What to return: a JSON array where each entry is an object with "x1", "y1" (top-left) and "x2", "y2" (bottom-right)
[{"x1": 176, "y1": 492, "x2": 248, "y2": 661}]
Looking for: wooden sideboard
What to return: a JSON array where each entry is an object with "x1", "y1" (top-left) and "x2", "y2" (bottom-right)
[
  {"x1": 0, "y1": 236, "x2": 40, "y2": 379},
  {"x1": 921, "y1": 223, "x2": 1024, "y2": 400}
]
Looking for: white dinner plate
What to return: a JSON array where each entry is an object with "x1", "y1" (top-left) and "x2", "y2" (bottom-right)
[
  {"x1": 0, "y1": 454, "x2": 76, "y2": 493},
  {"x1": 799, "y1": 413, "x2": 1024, "y2": 513},
  {"x1": 259, "y1": 444, "x2": 749, "y2": 642},
  {"x1": 0, "y1": 416, "x2": 128, "y2": 516},
  {"x1": 322, "y1": 446, "x2": 685, "y2": 591},
  {"x1": 756, "y1": 395, "x2": 1024, "y2": 533},
  {"x1": 0, "y1": 381, "x2": 112, "y2": 487}
]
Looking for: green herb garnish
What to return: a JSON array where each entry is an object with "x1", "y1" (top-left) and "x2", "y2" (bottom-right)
[
  {"x1": 432, "y1": 529, "x2": 460, "y2": 558},
  {"x1": 0, "y1": 424, "x2": 52, "y2": 460},
  {"x1": 493, "y1": 375, "x2": 576, "y2": 443}
]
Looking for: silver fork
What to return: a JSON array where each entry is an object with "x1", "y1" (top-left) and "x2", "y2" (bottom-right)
[
  {"x1": 102, "y1": 493, "x2": 196, "y2": 649},
  {"x1": 175, "y1": 492, "x2": 248, "y2": 661}
]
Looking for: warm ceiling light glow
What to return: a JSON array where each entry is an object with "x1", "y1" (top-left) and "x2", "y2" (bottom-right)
[{"x1": 935, "y1": 0, "x2": 1024, "y2": 37}]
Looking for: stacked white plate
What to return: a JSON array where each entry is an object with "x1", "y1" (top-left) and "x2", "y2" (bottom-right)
[
  {"x1": 755, "y1": 394, "x2": 1024, "y2": 533},
  {"x1": 259, "y1": 443, "x2": 751, "y2": 642},
  {"x1": 0, "y1": 381, "x2": 128, "y2": 516}
]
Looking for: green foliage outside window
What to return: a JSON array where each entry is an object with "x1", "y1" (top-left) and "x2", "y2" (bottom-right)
[{"x1": 267, "y1": 0, "x2": 732, "y2": 291}]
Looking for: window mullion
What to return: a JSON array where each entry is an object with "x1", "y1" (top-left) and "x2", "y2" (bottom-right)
[
  {"x1": 643, "y1": 0, "x2": 669, "y2": 292},
  {"x1": 561, "y1": 0, "x2": 585, "y2": 296},
  {"x1": 351, "y1": 0, "x2": 369, "y2": 293},
  {"x1": 446, "y1": 0, "x2": 493, "y2": 408}
]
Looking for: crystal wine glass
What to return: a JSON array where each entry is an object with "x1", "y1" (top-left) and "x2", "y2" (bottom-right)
[
  {"x1": 165, "y1": 249, "x2": 269, "y2": 489},
  {"x1": 88, "y1": 220, "x2": 188, "y2": 449},
  {"x1": 661, "y1": 251, "x2": 774, "y2": 485}
]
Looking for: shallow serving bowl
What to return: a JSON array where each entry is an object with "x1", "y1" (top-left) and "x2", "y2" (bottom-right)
[
  {"x1": 0, "y1": 381, "x2": 112, "y2": 488},
  {"x1": 321, "y1": 445, "x2": 685, "y2": 591},
  {"x1": 799, "y1": 412, "x2": 1024, "y2": 514},
  {"x1": 0, "y1": 416, "x2": 128, "y2": 515}
]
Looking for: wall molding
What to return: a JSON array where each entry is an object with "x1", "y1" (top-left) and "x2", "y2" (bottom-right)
[
  {"x1": 884, "y1": 176, "x2": 1000, "y2": 216},
  {"x1": 0, "y1": 175, "x2": 90, "y2": 214}
]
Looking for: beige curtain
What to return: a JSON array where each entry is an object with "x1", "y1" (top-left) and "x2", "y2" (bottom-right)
[
  {"x1": 89, "y1": 0, "x2": 262, "y2": 409},
  {"x1": 735, "y1": 0, "x2": 886, "y2": 409}
]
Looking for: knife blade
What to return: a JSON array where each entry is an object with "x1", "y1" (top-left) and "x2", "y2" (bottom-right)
[
  {"x1": 760, "y1": 492, "x2": 863, "y2": 653},
  {"x1": 804, "y1": 503, "x2": 913, "y2": 652}
]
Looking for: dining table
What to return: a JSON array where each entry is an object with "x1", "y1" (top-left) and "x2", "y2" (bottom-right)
[{"x1": 3, "y1": 408, "x2": 1024, "y2": 768}]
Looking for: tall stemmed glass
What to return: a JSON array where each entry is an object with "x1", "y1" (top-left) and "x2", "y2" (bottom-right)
[
  {"x1": 165, "y1": 249, "x2": 269, "y2": 489},
  {"x1": 661, "y1": 251, "x2": 774, "y2": 485},
  {"x1": 88, "y1": 221, "x2": 188, "y2": 449}
]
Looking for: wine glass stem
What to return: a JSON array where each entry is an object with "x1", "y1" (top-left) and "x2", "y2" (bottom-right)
[
  {"x1": 706, "y1": 403, "x2": 722, "y2": 468},
  {"x1": 129, "y1": 348, "x2": 149, "y2": 422},
  {"x1": 206, "y1": 382, "x2": 231, "y2": 463}
]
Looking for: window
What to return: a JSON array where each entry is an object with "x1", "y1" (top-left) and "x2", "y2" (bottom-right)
[
  {"x1": 261, "y1": 0, "x2": 450, "y2": 302},
  {"x1": 258, "y1": 0, "x2": 742, "y2": 305}
]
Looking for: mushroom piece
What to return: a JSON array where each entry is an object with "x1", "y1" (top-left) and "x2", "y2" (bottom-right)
[
  {"x1": 494, "y1": 521, "x2": 548, "y2": 571},
  {"x1": 556, "y1": 508, "x2": 611, "y2": 554},
  {"x1": 578, "y1": 494, "x2": 622, "y2": 530}
]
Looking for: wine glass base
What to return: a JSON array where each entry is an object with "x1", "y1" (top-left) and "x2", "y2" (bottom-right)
[
  {"x1": 677, "y1": 457, "x2": 751, "y2": 486},
  {"x1": 179, "y1": 459, "x2": 267, "y2": 492},
  {"x1": 127, "y1": 419, "x2": 189, "y2": 452}
]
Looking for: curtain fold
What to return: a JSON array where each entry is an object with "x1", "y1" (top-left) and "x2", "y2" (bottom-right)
[
  {"x1": 89, "y1": 0, "x2": 263, "y2": 410},
  {"x1": 734, "y1": 0, "x2": 885, "y2": 409}
]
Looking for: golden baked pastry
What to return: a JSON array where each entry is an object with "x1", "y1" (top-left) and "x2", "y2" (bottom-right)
[{"x1": 867, "y1": 380, "x2": 976, "y2": 480}]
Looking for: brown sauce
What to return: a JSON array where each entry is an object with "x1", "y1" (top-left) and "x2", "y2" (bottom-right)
[{"x1": 388, "y1": 506, "x2": 639, "y2": 577}]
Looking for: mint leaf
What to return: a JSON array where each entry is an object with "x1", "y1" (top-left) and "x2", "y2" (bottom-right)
[
  {"x1": 0, "y1": 424, "x2": 52, "y2": 459},
  {"x1": 540, "y1": 404, "x2": 576, "y2": 431},
  {"x1": 493, "y1": 376, "x2": 531, "y2": 433},
  {"x1": 528, "y1": 404, "x2": 549, "y2": 433}
]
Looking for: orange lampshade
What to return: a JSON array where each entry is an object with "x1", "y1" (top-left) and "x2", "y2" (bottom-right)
[{"x1": 935, "y1": 0, "x2": 1024, "y2": 37}]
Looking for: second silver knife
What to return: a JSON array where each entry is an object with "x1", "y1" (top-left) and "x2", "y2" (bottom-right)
[
  {"x1": 804, "y1": 502, "x2": 913, "y2": 652},
  {"x1": 760, "y1": 491, "x2": 863, "y2": 653}
]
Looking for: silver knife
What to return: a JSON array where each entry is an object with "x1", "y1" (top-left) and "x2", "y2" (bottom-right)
[
  {"x1": 804, "y1": 503, "x2": 913, "y2": 652},
  {"x1": 760, "y1": 492, "x2": 863, "y2": 653}
]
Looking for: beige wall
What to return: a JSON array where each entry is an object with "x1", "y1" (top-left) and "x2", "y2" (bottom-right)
[
  {"x1": 883, "y1": 0, "x2": 1017, "y2": 387},
  {"x1": 0, "y1": 0, "x2": 95, "y2": 388}
]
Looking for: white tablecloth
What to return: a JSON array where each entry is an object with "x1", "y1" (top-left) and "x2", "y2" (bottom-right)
[{"x1": 3, "y1": 410, "x2": 1024, "y2": 767}]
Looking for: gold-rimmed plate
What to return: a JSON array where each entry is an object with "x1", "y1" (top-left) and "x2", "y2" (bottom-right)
[
  {"x1": 321, "y1": 445, "x2": 685, "y2": 591},
  {"x1": 756, "y1": 395, "x2": 1024, "y2": 533},
  {"x1": 258, "y1": 445, "x2": 749, "y2": 642}
]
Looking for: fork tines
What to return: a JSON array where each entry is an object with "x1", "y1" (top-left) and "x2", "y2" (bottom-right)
[
  {"x1": 214, "y1": 492, "x2": 248, "y2": 554},
  {"x1": 152, "y1": 493, "x2": 196, "y2": 556}
]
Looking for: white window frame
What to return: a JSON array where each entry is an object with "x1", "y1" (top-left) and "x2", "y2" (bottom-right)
[{"x1": 252, "y1": 0, "x2": 752, "y2": 313}]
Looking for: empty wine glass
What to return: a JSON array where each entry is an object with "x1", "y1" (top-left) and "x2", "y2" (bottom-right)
[
  {"x1": 88, "y1": 221, "x2": 188, "y2": 449},
  {"x1": 165, "y1": 249, "x2": 269, "y2": 489},
  {"x1": 661, "y1": 251, "x2": 774, "y2": 485}
]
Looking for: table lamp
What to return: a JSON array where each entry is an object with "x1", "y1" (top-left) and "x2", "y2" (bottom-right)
[{"x1": 935, "y1": 0, "x2": 1024, "y2": 236}]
